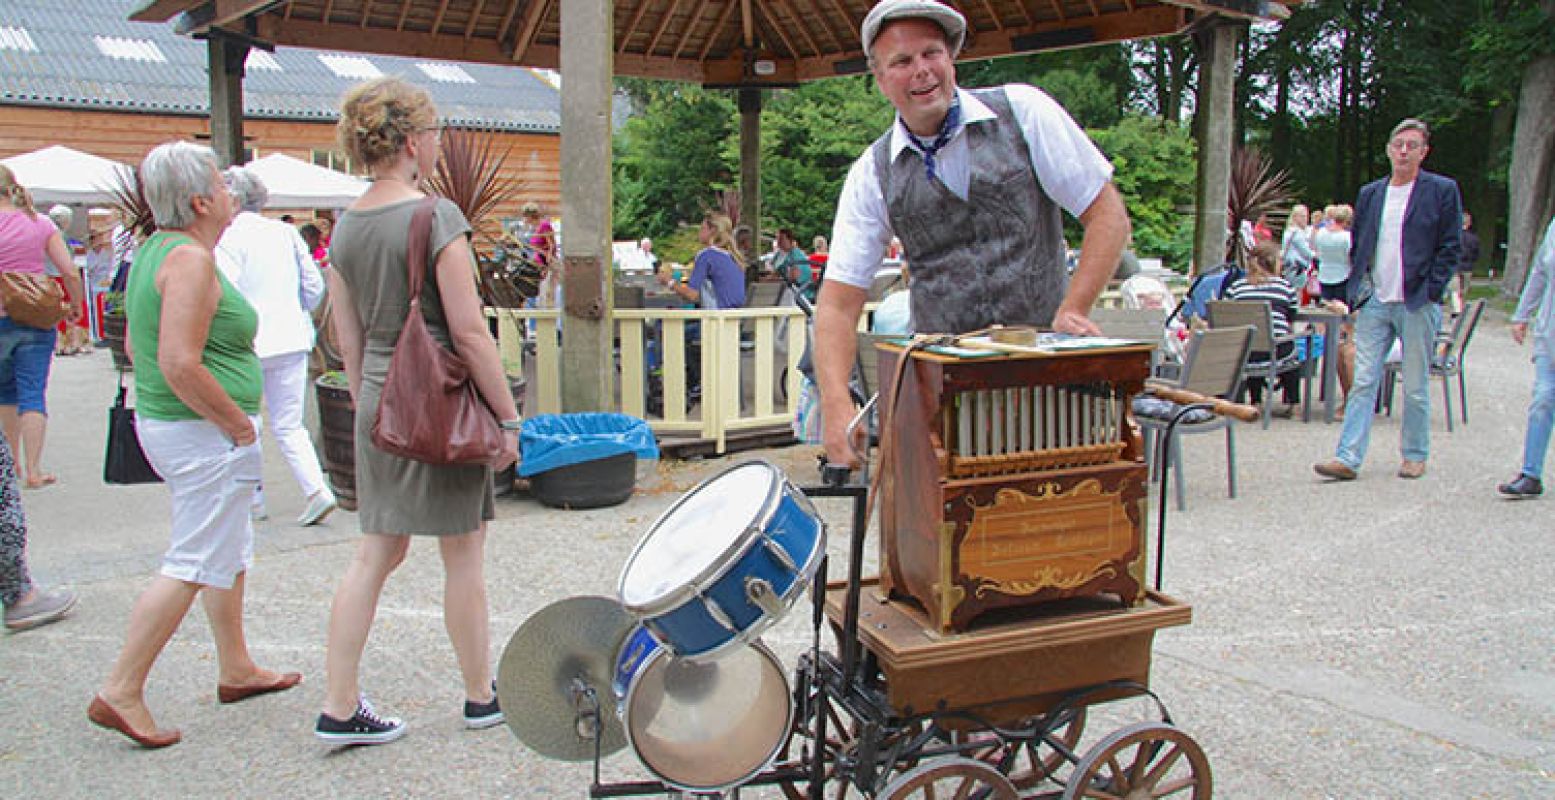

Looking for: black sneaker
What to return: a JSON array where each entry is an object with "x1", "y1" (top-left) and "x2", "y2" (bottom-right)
[
  {"x1": 1497, "y1": 474, "x2": 1543, "y2": 498},
  {"x1": 463, "y1": 682, "x2": 503, "y2": 730},
  {"x1": 314, "y1": 696, "x2": 406, "y2": 745}
]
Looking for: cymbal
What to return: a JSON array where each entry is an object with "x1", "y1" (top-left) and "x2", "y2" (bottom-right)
[{"x1": 497, "y1": 595, "x2": 635, "y2": 762}]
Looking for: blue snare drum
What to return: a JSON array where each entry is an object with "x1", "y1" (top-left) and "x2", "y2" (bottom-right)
[
  {"x1": 618, "y1": 460, "x2": 824, "y2": 660},
  {"x1": 612, "y1": 625, "x2": 793, "y2": 791}
]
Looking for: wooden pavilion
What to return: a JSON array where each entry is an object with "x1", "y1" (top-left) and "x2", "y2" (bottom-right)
[{"x1": 129, "y1": 0, "x2": 1299, "y2": 412}]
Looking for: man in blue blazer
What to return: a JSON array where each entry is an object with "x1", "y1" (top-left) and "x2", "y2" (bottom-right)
[{"x1": 1315, "y1": 118, "x2": 1462, "y2": 481}]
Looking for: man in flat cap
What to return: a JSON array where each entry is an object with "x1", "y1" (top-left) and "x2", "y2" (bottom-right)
[{"x1": 813, "y1": 0, "x2": 1130, "y2": 467}]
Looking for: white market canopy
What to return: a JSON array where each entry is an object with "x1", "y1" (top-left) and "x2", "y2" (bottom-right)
[
  {"x1": 0, "y1": 145, "x2": 130, "y2": 206},
  {"x1": 243, "y1": 153, "x2": 367, "y2": 209}
]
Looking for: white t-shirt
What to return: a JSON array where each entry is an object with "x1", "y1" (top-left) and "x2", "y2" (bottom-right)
[
  {"x1": 1372, "y1": 181, "x2": 1414, "y2": 304},
  {"x1": 826, "y1": 85, "x2": 1113, "y2": 289}
]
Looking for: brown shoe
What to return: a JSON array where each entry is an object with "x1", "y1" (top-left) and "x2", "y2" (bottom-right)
[
  {"x1": 87, "y1": 695, "x2": 182, "y2": 749},
  {"x1": 1398, "y1": 460, "x2": 1426, "y2": 479},
  {"x1": 1314, "y1": 459, "x2": 1357, "y2": 481}
]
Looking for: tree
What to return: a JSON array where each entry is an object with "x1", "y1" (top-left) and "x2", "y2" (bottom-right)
[
  {"x1": 1089, "y1": 115, "x2": 1198, "y2": 270},
  {"x1": 611, "y1": 85, "x2": 736, "y2": 241}
]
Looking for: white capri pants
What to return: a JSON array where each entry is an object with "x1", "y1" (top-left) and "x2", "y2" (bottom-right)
[{"x1": 137, "y1": 415, "x2": 263, "y2": 589}]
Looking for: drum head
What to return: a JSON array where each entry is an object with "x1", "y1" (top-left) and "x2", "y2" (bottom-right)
[
  {"x1": 619, "y1": 461, "x2": 776, "y2": 610},
  {"x1": 624, "y1": 641, "x2": 793, "y2": 791},
  {"x1": 497, "y1": 596, "x2": 635, "y2": 761}
]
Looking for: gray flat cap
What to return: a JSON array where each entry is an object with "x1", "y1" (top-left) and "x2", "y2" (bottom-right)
[{"x1": 861, "y1": 0, "x2": 967, "y2": 62}]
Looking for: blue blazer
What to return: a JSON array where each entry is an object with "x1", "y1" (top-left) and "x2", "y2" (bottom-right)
[{"x1": 1346, "y1": 169, "x2": 1462, "y2": 311}]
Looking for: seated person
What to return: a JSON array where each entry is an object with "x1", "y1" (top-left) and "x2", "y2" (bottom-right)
[
  {"x1": 659, "y1": 213, "x2": 746, "y2": 310},
  {"x1": 1225, "y1": 241, "x2": 1301, "y2": 417}
]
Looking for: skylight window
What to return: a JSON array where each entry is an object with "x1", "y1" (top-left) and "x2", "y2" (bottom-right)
[
  {"x1": 246, "y1": 50, "x2": 282, "y2": 71},
  {"x1": 0, "y1": 27, "x2": 38, "y2": 53},
  {"x1": 318, "y1": 54, "x2": 382, "y2": 80},
  {"x1": 416, "y1": 63, "x2": 476, "y2": 84},
  {"x1": 93, "y1": 36, "x2": 167, "y2": 62}
]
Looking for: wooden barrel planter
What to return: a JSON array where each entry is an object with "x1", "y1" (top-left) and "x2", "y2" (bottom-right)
[
  {"x1": 102, "y1": 314, "x2": 132, "y2": 371},
  {"x1": 315, "y1": 375, "x2": 358, "y2": 512}
]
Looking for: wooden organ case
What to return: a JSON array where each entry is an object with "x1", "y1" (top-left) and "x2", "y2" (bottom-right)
[{"x1": 876, "y1": 341, "x2": 1154, "y2": 632}]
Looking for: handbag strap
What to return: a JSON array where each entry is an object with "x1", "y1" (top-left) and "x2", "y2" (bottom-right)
[
  {"x1": 114, "y1": 369, "x2": 130, "y2": 409},
  {"x1": 404, "y1": 196, "x2": 440, "y2": 309}
]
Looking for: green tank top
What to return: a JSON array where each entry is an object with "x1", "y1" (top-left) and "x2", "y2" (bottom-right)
[{"x1": 127, "y1": 231, "x2": 262, "y2": 421}]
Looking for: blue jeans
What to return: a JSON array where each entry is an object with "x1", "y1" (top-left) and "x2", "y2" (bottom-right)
[
  {"x1": 0, "y1": 319, "x2": 58, "y2": 415},
  {"x1": 1521, "y1": 354, "x2": 1555, "y2": 479},
  {"x1": 1335, "y1": 300, "x2": 1441, "y2": 468}
]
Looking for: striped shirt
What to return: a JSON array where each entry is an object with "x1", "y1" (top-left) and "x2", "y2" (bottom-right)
[{"x1": 1225, "y1": 276, "x2": 1296, "y2": 339}]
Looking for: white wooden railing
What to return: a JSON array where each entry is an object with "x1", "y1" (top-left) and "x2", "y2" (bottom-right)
[{"x1": 489, "y1": 282, "x2": 1186, "y2": 455}]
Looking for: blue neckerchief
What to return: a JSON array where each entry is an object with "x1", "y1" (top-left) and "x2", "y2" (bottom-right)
[{"x1": 900, "y1": 100, "x2": 962, "y2": 183}]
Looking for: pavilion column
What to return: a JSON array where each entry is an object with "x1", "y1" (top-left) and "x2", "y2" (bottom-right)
[
  {"x1": 1192, "y1": 17, "x2": 1240, "y2": 274},
  {"x1": 558, "y1": 0, "x2": 613, "y2": 412},
  {"x1": 207, "y1": 35, "x2": 248, "y2": 167},
  {"x1": 738, "y1": 88, "x2": 762, "y2": 273}
]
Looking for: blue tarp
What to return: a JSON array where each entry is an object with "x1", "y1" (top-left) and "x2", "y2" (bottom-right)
[{"x1": 518, "y1": 413, "x2": 659, "y2": 477}]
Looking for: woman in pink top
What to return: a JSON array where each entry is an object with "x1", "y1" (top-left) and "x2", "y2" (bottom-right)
[{"x1": 0, "y1": 166, "x2": 84, "y2": 489}]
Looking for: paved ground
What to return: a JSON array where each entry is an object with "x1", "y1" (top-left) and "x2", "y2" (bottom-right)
[{"x1": 2, "y1": 307, "x2": 1553, "y2": 799}]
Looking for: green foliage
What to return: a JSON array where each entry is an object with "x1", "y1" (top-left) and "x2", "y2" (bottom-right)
[
  {"x1": 611, "y1": 85, "x2": 737, "y2": 241},
  {"x1": 1090, "y1": 115, "x2": 1198, "y2": 271},
  {"x1": 758, "y1": 76, "x2": 894, "y2": 243}
]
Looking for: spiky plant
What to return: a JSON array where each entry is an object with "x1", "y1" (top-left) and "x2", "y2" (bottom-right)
[
  {"x1": 428, "y1": 127, "x2": 526, "y2": 239},
  {"x1": 1226, "y1": 145, "x2": 1293, "y2": 267},
  {"x1": 105, "y1": 165, "x2": 155, "y2": 240}
]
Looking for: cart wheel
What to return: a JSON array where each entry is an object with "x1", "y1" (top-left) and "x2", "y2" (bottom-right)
[
  {"x1": 775, "y1": 710, "x2": 925, "y2": 800},
  {"x1": 1061, "y1": 721, "x2": 1212, "y2": 800},
  {"x1": 879, "y1": 757, "x2": 1019, "y2": 800},
  {"x1": 965, "y1": 705, "x2": 1087, "y2": 789}
]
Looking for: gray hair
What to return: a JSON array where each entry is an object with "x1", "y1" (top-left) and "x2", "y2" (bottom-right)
[
  {"x1": 47, "y1": 204, "x2": 73, "y2": 230},
  {"x1": 222, "y1": 166, "x2": 269, "y2": 213},
  {"x1": 141, "y1": 141, "x2": 221, "y2": 230},
  {"x1": 1390, "y1": 118, "x2": 1430, "y2": 145}
]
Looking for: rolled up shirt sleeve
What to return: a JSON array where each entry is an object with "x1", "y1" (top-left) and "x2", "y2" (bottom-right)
[{"x1": 1004, "y1": 83, "x2": 1113, "y2": 219}]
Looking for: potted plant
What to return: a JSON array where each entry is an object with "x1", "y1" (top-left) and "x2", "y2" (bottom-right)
[
  {"x1": 100, "y1": 290, "x2": 131, "y2": 371},
  {"x1": 313, "y1": 370, "x2": 358, "y2": 511}
]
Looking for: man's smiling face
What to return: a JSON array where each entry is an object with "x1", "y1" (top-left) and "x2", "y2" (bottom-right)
[{"x1": 871, "y1": 18, "x2": 958, "y2": 137}]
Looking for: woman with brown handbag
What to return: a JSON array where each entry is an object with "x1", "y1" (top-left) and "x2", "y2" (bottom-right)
[
  {"x1": 316, "y1": 77, "x2": 520, "y2": 746},
  {"x1": 0, "y1": 165, "x2": 84, "y2": 489}
]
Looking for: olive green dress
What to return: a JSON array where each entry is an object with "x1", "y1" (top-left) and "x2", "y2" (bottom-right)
[{"x1": 329, "y1": 197, "x2": 494, "y2": 535}]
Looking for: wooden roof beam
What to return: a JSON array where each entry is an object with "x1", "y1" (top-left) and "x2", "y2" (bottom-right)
[
  {"x1": 977, "y1": 0, "x2": 1005, "y2": 30},
  {"x1": 1046, "y1": 0, "x2": 1066, "y2": 22},
  {"x1": 801, "y1": 0, "x2": 848, "y2": 53},
  {"x1": 774, "y1": 0, "x2": 824, "y2": 56},
  {"x1": 397, "y1": 0, "x2": 414, "y2": 31},
  {"x1": 618, "y1": 0, "x2": 653, "y2": 55},
  {"x1": 431, "y1": 0, "x2": 452, "y2": 35},
  {"x1": 464, "y1": 0, "x2": 488, "y2": 38},
  {"x1": 644, "y1": 0, "x2": 684, "y2": 57},
  {"x1": 508, "y1": 0, "x2": 550, "y2": 62},
  {"x1": 496, "y1": 0, "x2": 522, "y2": 40},
  {"x1": 698, "y1": 0, "x2": 741, "y2": 62},
  {"x1": 160, "y1": 0, "x2": 279, "y2": 33},
  {"x1": 670, "y1": 1, "x2": 709, "y2": 61},
  {"x1": 1161, "y1": 0, "x2": 1293, "y2": 21},
  {"x1": 362, "y1": 0, "x2": 374, "y2": 29}
]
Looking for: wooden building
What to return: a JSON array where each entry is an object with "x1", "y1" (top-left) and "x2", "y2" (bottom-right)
[{"x1": 0, "y1": 0, "x2": 562, "y2": 235}]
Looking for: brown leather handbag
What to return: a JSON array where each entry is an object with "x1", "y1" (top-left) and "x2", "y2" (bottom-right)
[
  {"x1": 370, "y1": 197, "x2": 504, "y2": 466},
  {"x1": 0, "y1": 271, "x2": 69, "y2": 329}
]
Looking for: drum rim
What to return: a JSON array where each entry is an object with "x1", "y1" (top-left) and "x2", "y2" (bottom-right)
[
  {"x1": 619, "y1": 637, "x2": 794, "y2": 792},
  {"x1": 617, "y1": 459, "x2": 788, "y2": 613}
]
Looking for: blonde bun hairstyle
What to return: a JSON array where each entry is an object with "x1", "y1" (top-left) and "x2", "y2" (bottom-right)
[{"x1": 336, "y1": 77, "x2": 438, "y2": 169}]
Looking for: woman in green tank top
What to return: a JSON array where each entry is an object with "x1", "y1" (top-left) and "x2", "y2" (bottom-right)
[{"x1": 89, "y1": 142, "x2": 300, "y2": 750}]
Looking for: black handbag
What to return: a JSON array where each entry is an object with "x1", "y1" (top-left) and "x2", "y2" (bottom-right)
[{"x1": 104, "y1": 376, "x2": 162, "y2": 485}]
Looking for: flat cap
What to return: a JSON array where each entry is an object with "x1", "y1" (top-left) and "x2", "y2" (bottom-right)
[{"x1": 861, "y1": 0, "x2": 967, "y2": 62}]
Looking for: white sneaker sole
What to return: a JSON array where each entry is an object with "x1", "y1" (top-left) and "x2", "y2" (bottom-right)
[
  {"x1": 464, "y1": 713, "x2": 504, "y2": 730},
  {"x1": 314, "y1": 725, "x2": 407, "y2": 746},
  {"x1": 297, "y1": 501, "x2": 338, "y2": 526}
]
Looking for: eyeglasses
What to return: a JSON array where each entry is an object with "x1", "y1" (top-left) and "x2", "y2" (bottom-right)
[{"x1": 1388, "y1": 139, "x2": 1425, "y2": 153}]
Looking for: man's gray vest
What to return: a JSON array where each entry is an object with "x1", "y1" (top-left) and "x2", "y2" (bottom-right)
[{"x1": 871, "y1": 87, "x2": 1067, "y2": 334}]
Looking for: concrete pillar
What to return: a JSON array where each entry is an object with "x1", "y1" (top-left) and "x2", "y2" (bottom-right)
[
  {"x1": 558, "y1": 0, "x2": 613, "y2": 412},
  {"x1": 1193, "y1": 19, "x2": 1240, "y2": 274},
  {"x1": 739, "y1": 88, "x2": 762, "y2": 272},
  {"x1": 207, "y1": 36, "x2": 248, "y2": 167}
]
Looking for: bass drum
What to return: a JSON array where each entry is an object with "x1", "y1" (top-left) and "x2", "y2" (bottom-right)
[{"x1": 612, "y1": 626, "x2": 793, "y2": 792}]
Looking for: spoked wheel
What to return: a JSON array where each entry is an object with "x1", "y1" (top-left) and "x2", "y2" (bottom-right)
[
  {"x1": 1060, "y1": 721, "x2": 1212, "y2": 799},
  {"x1": 775, "y1": 705, "x2": 926, "y2": 799},
  {"x1": 878, "y1": 757, "x2": 1020, "y2": 800},
  {"x1": 963, "y1": 706, "x2": 1088, "y2": 789}
]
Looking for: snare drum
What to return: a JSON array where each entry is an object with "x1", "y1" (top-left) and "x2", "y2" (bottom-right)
[
  {"x1": 612, "y1": 625, "x2": 793, "y2": 791},
  {"x1": 618, "y1": 460, "x2": 824, "y2": 659}
]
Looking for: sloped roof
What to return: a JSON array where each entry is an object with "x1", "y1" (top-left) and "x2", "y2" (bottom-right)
[
  {"x1": 127, "y1": 1, "x2": 1300, "y2": 86},
  {"x1": 0, "y1": 0, "x2": 561, "y2": 132}
]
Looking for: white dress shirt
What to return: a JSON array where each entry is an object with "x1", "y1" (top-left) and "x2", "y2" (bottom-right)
[
  {"x1": 826, "y1": 84, "x2": 1113, "y2": 289},
  {"x1": 215, "y1": 212, "x2": 325, "y2": 358}
]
